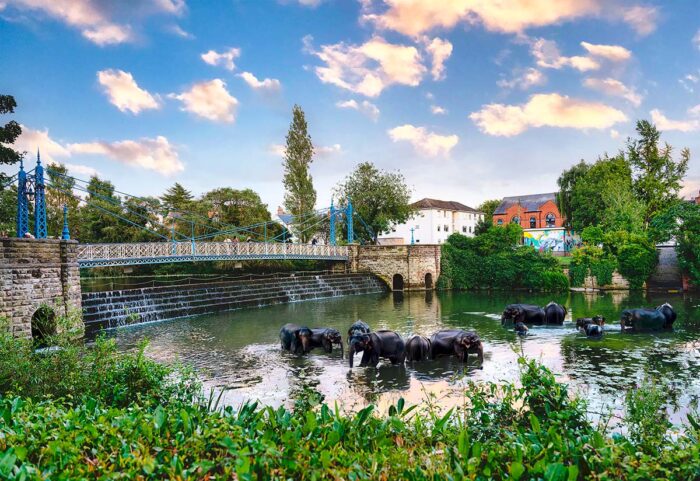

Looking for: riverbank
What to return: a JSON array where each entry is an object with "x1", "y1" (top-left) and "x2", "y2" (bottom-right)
[{"x1": 2, "y1": 330, "x2": 700, "y2": 480}]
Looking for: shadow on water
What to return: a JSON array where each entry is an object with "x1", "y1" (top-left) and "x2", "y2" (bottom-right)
[{"x1": 108, "y1": 288, "x2": 700, "y2": 415}]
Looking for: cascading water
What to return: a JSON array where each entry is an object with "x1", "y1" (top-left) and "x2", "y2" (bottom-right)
[{"x1": 82, "y1": 273, "x2": 387, "y2": 332}]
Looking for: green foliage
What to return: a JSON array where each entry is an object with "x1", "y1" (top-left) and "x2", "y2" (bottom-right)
[
  {"x1": 628, "y1": 120, "x2": 690, "y2": 226},
  {"x1": 625, "y1": 379, "x2": 672, "y2": 451},
  {"x1": 617, "y1": 242, "x2": 658, "y2": 289},
  {"x1": 0, "y1": 184, "x2": 16, "y2": 236},
  {"x1": 0, "y1": 333, "x2": 198, "y2": 408},
  {"x1": 569, "y1": 245, "x2": 617, "y2": 287},
  {"x1": 556, "y1": 159, "x2": 589, "y2": 230},
  {"x1": 334, "y1": 162, "x2": 414, "y2": 244},
  {"x1": 474, "y1": 199, "x2": 501, "y2": 235},
  {"x1": 651, "y1": 202, "x2": 700, "y2": 286},
  {"x1": 580, "y1": 226, "x2": 604, "y2": 245},
  {"x1": 0, "y1": 94, "x2": 22, "y2": 187},
  {"x1": 3, "y1": 356, "x2": 700, "y2": 480},
  {"x1": 438, "y1": 228, "x2": 568, "y2": 291},
  {"x1": 283, "y1": 104, "x2": 317, "y2": 243}
]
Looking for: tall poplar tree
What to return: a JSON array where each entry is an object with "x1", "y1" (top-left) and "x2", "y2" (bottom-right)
[{"x1": 282, "y1": 104, "x2": 317, "y2": 243}]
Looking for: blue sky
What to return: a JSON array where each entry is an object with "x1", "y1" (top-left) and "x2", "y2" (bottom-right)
[{"x1": 1, "y1": 0, "x2": 699, "y2": 213}]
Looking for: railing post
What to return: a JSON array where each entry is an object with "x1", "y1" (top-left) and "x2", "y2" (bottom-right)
[
  {"x1": 33, "y1": 151, "x2": 48, "y2": 239},
  {"x1": 329, "y1": 199, "x2": 336, "y2": 246},
  {"x1": 346, "y1": 197, "x2": 353, "y2": 244},
  {"x1": 16, "y1": 159, "x2": 29, "y2": 238}
]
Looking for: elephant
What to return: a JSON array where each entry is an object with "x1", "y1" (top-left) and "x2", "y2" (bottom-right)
[
  {"x1": 309, "y1": 328, "x2": 343, "y2": 355},
  {"x1": 348, "y1": 330, "x2": 405, "y2": 368},
  {"x1": 501, "y1": 304, "x2": 546, "y2": 326},
  {"x1": 279, "y1": 323, "x2": 313, "y2": 354},
  {"x1": 514, "y1": 322, "x2": 529, "y2": 335},
  {"x1": 429, "y1": 329, "x2": 484, "y2": 364},
  {"x1": 621, "y1": 303, "x2": 677, "y2": 332},
  {"x1": 576, "y1": 317, "x2": 605, "y2": 337},
  {"x1": 348, "y1": 320, "x2": 370, "y2": 339},
  {"x1": 405, "y1": 335, "x2": 431, "y2": 361},
  {"x1": 544, "y1": 302, "x2": 567, "y2": 325}
]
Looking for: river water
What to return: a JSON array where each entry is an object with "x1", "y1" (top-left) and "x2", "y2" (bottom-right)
[{"x1": 109, "y1": 290, "x2": 700, "y2": 420}]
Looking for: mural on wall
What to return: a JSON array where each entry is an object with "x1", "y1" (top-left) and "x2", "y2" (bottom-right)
[{"x1": 523, "y1": 228, "x2": 580, "y2": 252}]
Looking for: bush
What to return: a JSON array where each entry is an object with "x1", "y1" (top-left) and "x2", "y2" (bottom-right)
[
  {"x1": 617, "y1": 242, "x2": 658, "y2": 289},
  {"x1": 569, "y1": 245, "x2": 617, "y2": 287},
  {"x1": 581, "y1": 225, "x2": 604, "y2": 246},
  {"x1": 0, "y1": 333, "x2": 199, "y2": 408},
  {"x1": 438, "y1": 231, "x2": 568, "y2": 291}
]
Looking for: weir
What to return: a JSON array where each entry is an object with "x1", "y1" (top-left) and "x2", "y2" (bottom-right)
[{"x1": 82, "y1": 273, "x2": 386, "y2": 332}]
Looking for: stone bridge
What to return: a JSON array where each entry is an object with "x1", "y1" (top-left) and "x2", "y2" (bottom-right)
[{"x1": 1, "y1": 239, "x2": 441, "y2": 338}]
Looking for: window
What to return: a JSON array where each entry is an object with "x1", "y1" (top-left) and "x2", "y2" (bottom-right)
[
  {"x1": 462, "y1": 226, "x2": 467, "y2": 233},
  {"x1": 497, "y1": 219, "x2": 503, "y2": 225},
  {"x1": 415, "y1": 225, "x2": 420, "y2": 230},
  {"x1": 469, "y1": 225, "x2": 472, "y2": 233},
  {"x1": 444, "y1": 224, "x2": 449, "y2": 232},
  {"x1": 511, "y1": 216, "x2": 520, "y2": 225},
  {"x1": 545, "y1": 213, "x2": 556, "y2": 227},
  {"x1": 530, "y1": 216, "x2": 536, "y2": 229},
  {"x1": 437, "y1": 225, "x2": 441, "y2": 232}
]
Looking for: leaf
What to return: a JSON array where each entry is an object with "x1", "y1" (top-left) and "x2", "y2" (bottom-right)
[
  {"x1": 567, "y1": 465, "x2": 579, "y2": 481},
  {"x1": 529, "y1": 413, "x2": 541, "y2": 433},
  {"x1": 397, "y1": 398, "x2": 405, "y2": 414},
  {"x1": 153, "y1": 405, "x2": 166, "y2": 431},
  {"x1": 544, "y1": 462, "x2": 566, "y2": 481},
  {"x1": 0, "y1": 449, "x2": 16, "y2": 477},
  {"x1": 509, "y1": 461, "x2": 525, "y2": 480}
]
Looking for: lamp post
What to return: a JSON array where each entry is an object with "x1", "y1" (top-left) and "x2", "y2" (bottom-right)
[{"x1": 61, "y1": 204, "x2": 70, "y2": 240}]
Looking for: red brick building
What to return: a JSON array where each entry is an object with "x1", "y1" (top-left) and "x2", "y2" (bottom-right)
[{"x1": 492, "y1": 193, "x2": 564, "y2": 229}]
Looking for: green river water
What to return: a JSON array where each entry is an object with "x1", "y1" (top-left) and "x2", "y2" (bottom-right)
[{"x1": 110, "y1": 290, "x2": 700, "y2": 420}]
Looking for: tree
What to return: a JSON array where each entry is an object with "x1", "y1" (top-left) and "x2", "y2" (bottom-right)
[
  {"x1": 77, "y1": 176, "x2": 124, "y2": 243},
  {"x1": 161, "y1": 183, "x2": 194, "y2": 212},
  {"x1": 46, "y1": 164, "x2": 79, "y2": 238},
  {"x1": 0, "y1": 185, "x2": 16, "y2": 235},
  {"x1": 122, "y1": 196, "x2": 165, "y2": 242},
  {"x1": 334, "y1": 162, "x2": 413, "y2": 244},
  {"x1": 651, "y1": 202, "x2": 700, "y2": 286},
  {"x1": 627, "y1": 120, "x2": 689, "y2": 226},
  {"x1": 201, "y1": 187, "x2": 282, "y2": 240},
  {"x1": 557, "y1": 160, "x2": 589, "y2": 230},
  {"x1": 0, "y1": 95, "x2": 22, "y2": 188},
  {"x1": 282, "y1": 105, "x2": 317, "y2": 243},
  {"x1": 475, "y1": 199, "x2": 501, "y2": 235}
]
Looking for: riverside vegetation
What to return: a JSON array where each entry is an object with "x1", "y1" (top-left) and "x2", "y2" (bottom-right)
[{"x1": 5, "y1": 321, "x2": 700, "y2": 479}]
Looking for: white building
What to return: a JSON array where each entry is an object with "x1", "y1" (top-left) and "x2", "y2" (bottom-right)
[{"x1": 379, "y1": 198, "x2": 485, "y2": 245}]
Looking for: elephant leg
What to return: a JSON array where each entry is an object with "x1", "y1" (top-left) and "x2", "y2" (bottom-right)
[{"x1": 359, "y1": 350, "x2": 370, "y2": 367}]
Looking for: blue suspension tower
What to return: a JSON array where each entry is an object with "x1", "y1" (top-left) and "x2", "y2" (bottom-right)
[
  {"x1": 15, "y1": 151, "x2": 49, "y2": 239},
  {"x1": 34, "y1": 151, "x2": 47, "y2": 239}
]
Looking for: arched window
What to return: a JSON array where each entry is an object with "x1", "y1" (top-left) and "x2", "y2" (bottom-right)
[
  {"x1": 511, "y1": 216, "x2": 520, "y2": 225},
  {"x1": 530, "y1": 216, "x2": 537, "y2": 229},
  {"x1": 497, "y1": 219, "x2": 503, "y2": 226},
  {"x1": 545, "y1": 213, "x2": 556, "y2": 227}
]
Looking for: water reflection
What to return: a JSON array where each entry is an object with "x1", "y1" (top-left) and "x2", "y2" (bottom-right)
[{"x1": 109, "y1": 289, "x2": 699, "y2": 418}]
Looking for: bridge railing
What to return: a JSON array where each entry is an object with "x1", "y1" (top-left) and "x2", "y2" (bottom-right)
[{"x1": 77, "y1": 241, "x2": 349, "y2": 264}]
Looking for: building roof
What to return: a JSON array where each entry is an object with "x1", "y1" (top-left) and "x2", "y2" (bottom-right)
[
  {"x1": 412, "y1": 198, "x2": 482, "y2": 213},
  {"x1": 494, "y1": 193, "x2": 557, "y2": 215}
]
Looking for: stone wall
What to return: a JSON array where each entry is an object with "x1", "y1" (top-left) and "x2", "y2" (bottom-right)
[
  {"x1": 348, "y1": 244, "x2": 441, "y2": 290},
  {"x1": 0, "y1": 239, "x2": 82, "y2": 338},
  {"x1": 578, "y1": 271, "x2": 630, "y2": 291}
]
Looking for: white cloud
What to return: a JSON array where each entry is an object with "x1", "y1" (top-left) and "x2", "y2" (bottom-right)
[
  {"x1": 680, "y1": 177, "x2": 700, "y2": 200},
  {"x1": 170, "y1": 79, "x2": 239, "y2": 123},
  {"x1": 583, "y1": 77, "x2": 642, "y2": 106},
  {"x1": 61, "y1": 162, "x2": 100, "y2": 177},
  {"x1": 1, "y1": 0, "x2": 184, "y2": 45},
  {"x1": 97, "y1": 69, "x2": 161, "y2": 114},
  {"x1": 335, "y1": 99, "x2": 380, "y2": 121},
  {"x1": 363, "y1": 1, "x2": 655, "y2": 37},
  {"x1": 694, "y1": 29, "x2": 700, "y2": 50},
  {"x1": 469, "y1": 93, "x2": 627, "y2": 136},
  {"x1": 238, "y1": 72, "x2": 282, "y2": 92},
  {"x1": 304, "y1": 35, "x2": 426, "y2": 97},
  {"x1": 610, "y1": 129, "x2": 620, "y2": 139},
  {"x1": 430, "y1": 105, "x2": 447, "y2": 115},
  {"x1": 580, "y1": 41, "x2": 632, "y2": 62},
  {"x1": 14, "y1": 125, "x2": 70, "y2": 163},
  {"x1": 531, "y1": 38, "x2": 599, "y2": 71},
  {"x1": 387, "y1": 124, "x2": 458, "y2": 157},
  {"x1": 689, "y1": 104, "x2": 700, "y2": 116},
  {"x1": 423, "y1": 37, "x2": 452, "y2": 80},
  {"x1": 168, "y1": 24, "x2": 194, "y2": 39},
  {"x1": 268, "y1": 144, "x2": 286, "y2": 157},
  {"x1": 621, "y1": 5, "x2": 658, "y2": 36},
  {"x1": 497, "y1": 67, "x2": 546, "y2": 90},
  {"x1": 679, "y1": 72, "x2": 699, "y2": 93},
  {"x1": 69, "y1": 136, "x2": 184, "y2": 175},
  {"x1": 650, "y1": 109, "x2": 700, "y2": 133},
  {"x1": 201, "y1": 47, "x2": 241, "y2": 71}
]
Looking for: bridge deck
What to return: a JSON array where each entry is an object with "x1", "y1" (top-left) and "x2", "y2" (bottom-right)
[{"x1": 77, "y1": 242, "x2": 349, "y2": 268}]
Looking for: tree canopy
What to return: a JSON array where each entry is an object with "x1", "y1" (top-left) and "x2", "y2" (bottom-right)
[
  {"x1": 0, "y1": 95, "x2": 22, "y2": 188},
  {"x1": 334, "y1": 162, "x2": 413, "y2": 244}
]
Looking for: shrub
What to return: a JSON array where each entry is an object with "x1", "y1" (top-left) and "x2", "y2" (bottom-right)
[
  {"x1": 617, "y1": 243, "x2": 658, "y2": 289},
  {"x1": 569, "y1": 245, "x2": 617, "y2": 287},
  {"x1": 439, "y1": 232, "x2": 568, "y2": 291},
  {"x1": 581, "y1": 225, "x2": 604, "y2": 246}
]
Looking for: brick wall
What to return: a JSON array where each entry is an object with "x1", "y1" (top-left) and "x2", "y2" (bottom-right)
[
  {"x1": 348, "y1": 244, "x2": 441, "y2": 290},
  {"x1": 0, "y1": 239, "x2": 82, "y2": 338},
  {"x1": 492, "y1": 200, "x2": 564, "y2": 229}
]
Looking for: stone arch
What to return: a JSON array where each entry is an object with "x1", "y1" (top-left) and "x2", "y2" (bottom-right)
[
  {"x1": 424, "y1": 272, "x2": 433, "y2": 289},
  {"x1": 31, "y1": 304, "x2": 57, "y2": 341},
  {"x1": 392, "y1": 273, "x2": 404, "y2": 291}
]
